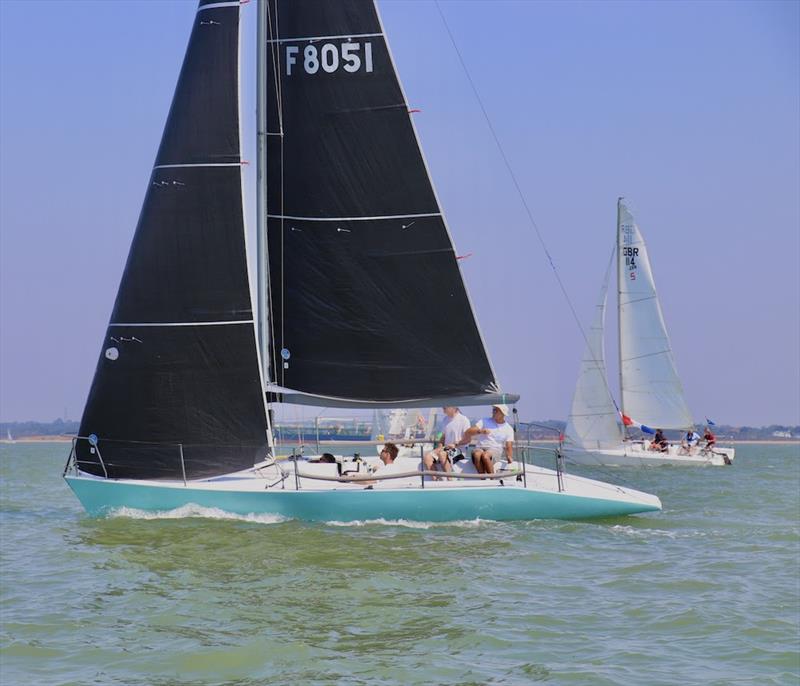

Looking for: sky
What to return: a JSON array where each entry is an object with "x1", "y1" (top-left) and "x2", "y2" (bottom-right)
[{"x1": 1, "y1": 0, "x2": 798, "y2": 427}]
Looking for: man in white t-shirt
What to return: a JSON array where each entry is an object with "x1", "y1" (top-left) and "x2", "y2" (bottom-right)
[
  {"x1": 423, "y1": 406, "x2": 471, "y2": 478},
  {"x1": 360, "y1": 442, "x2": 403, "y2": 487},
  {"x1": 465, "y1": 404, "x2": 515, "y2": 474}
]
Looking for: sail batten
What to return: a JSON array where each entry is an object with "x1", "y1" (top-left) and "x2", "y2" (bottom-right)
[
  {"x1": 266, "y1": 212, "x2": 442, "y2": 222},
  {"x1": 267, "y1": 32, "x2": 384, "y2": 44}
]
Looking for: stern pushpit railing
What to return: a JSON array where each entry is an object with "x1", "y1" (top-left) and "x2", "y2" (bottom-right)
[{"x1": 516, "y1": 443, "x2": 565, "y2": 493}]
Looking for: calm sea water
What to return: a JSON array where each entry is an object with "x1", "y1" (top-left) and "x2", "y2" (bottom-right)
[{"x1": 1, "y1": 442, "x2": 798, "y2": 686}]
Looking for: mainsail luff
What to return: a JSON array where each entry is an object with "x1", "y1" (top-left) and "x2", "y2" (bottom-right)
[
  {"x1": 564, "y1": 252, "x2": 623, "y2": 450},
  {"x1": 617, "y1": 199, "x2": 692, "y2": 430},
  {"x1": 263, "y1": 0, "x2": 500, "y2": 404},
  {"x1": 76, "y1": 2, "x2": 269, "y2": 480}
]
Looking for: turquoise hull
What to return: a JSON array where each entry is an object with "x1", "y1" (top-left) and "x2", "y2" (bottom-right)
[{"x1": 64, "y1": 476, "x2": 660, "y2": 521}]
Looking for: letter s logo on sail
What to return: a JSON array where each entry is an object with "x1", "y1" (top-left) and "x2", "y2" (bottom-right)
[{"x1": 285, "y1": 42, "x2": 374, "y2": 76}]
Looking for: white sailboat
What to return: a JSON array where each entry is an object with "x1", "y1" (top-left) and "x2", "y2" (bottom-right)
[
  {"x1": 64, "y1": 0, "x2": 661, "y2": 520},
  {"x1": 563, "y1": 199, "x2": 734, "y2": 467},
  {"x1": 371, "y1": 408, "x2": 437, "y2": 460}
]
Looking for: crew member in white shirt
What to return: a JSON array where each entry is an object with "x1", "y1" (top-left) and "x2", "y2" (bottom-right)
[
  {"x1": 423, "y1": 406, "x2": 470, "y2": 479},
  {"x1": 465, "y1": 404, "x2": 515, "y2": 474},
  {"x1": 679, "y1": 429, "x2": 701, "y2": 455},
  {"x1": 359, "y1": 442, "x2": 402, "y2": 487}
]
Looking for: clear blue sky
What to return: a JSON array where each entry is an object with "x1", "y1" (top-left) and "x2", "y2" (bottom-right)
[{"x1": 1, "y1": 0, "x2": 798, "y2": 426}]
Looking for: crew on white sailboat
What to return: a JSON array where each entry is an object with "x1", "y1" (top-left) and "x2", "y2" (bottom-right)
[
  {"x1": 679, "y1": 430, "x2": 701, "y2": 455},
  {"x1": 423, "y1": 406, "x2": 471, "y2": 479},
  {"x1": 466, "y1": 404, "x2": 515, "y2": 474},
  {"x1": 703, "y1": 427, "x2": 716, "y2": 451},
  {"x1": 650, "y1": 429, "x2": 669, "y2": 453}
]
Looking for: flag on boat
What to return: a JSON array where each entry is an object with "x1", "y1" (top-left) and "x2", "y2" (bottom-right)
[{"x1": 621, "y1": 413, "x2": 655, "y2": 434}]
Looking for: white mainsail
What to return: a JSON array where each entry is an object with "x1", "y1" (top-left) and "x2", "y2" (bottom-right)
[
  {"x1": 617, "y1": 199, "x2": 692, "y2": 430},
  {"x1": 565, "y1": 253, "x2": 624, "y2": 449}
]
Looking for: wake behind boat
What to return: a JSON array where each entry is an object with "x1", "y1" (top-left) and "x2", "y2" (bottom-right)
[
  {"x1": 64, "y1": 0, "x2": 661, "y2": 520},
  {"x1": 563, "y1": 199, "x2": 734, "y2": 467}
]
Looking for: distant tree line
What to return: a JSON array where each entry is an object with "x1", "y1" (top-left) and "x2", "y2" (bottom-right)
[
  {"x1": 1, "y1": 419, "x2": 797, "y2": 441},
  {"x1": 1, "y1": 419, "x2": 79, "y2": 438}
]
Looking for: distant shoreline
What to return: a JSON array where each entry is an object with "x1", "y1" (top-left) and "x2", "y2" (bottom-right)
[{"x1": 1, "y1": 436, "x2": 797, "y2": 446}]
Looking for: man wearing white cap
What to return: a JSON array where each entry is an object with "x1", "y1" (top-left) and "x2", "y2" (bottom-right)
[{"x1": 465, "y1": 404, "x2": 515, "y2": 474}]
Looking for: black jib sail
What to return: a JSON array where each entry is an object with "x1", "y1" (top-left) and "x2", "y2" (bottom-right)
[
  {"x1": 264, "y1": 0, "x2": 504, "y2": 405},
  {"x1": 76, "y1": 1, "x2": 268, "y2": 480}
]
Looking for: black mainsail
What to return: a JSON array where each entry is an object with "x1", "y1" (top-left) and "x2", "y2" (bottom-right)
[
  {"x1": 264, "y1": 0, "x2": 505, "y2": 406},
  {"x1": 76, "y1": 1, "x2": 269, "y2": 480}
]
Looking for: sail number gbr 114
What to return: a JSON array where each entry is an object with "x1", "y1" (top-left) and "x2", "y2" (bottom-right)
[{"x1": 285, "y1": 42, "x2": 374, "y2": 76}]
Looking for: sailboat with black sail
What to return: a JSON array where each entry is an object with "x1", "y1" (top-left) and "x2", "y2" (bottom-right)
[
  {"x1": 64, "y1": 0, "x2": 660, "y2": 520},
  {"x1": 563, "y1": 199, "x2": 734, "y2": 467}
]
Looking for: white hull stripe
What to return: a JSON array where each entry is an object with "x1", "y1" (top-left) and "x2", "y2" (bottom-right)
[
  {"x1": 109, "y1": 320, "x2": 253, "y2": 328},
  {"x1": 267, "y1": 32, "x2": 383, "y2": 45},
  {"x1": 153, "y1": 163, "x2": 242, "y2": 170},
  {"x1": 198, "y1": 2, "x2": 241, "y2": 11},
  {"x1": 267, "y1": 212, "x2": 441, "y2": 222}
]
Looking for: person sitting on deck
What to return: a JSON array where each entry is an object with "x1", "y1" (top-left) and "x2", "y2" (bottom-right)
[
  {"x1": 423, "y1": 406, "x2": 470, "y2": 479},
  {"x1": 702, "y1": 427, "x2": 716, "y2": 452},
  {"x1": 359, "y1": 442, "x2": 402, "y2": 488},
  {"x1": 374, "y1": 442, "x2": 400, "y2": 473},
  {"x1": 465, "y1": 404, "x2": 515, "y2": 475},
  {"x1": 679, "y1": 429, "x2": 700, "y2": 455},
  {"x1": 650, "y1": 429, "x2": 669, "y2": 453},
  {"x1": 310, "y1": 453, "x2": 337, "y2": 464}
]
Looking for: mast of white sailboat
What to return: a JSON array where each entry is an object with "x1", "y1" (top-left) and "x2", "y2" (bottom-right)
[
  {"x1": 616, "y1": 197, "x2": 627, "y2": 439},
  {"x1": 256, "y1": 0, "x2": 269, "y2": 384}
]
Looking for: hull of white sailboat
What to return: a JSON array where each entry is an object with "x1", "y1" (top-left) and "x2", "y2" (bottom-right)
[
  {"x1": 64, "y1": 463, "x2": 660, "y2": 522},
  {"x1": 564, "y1": 442, "x2": 734, "y2": 467}
]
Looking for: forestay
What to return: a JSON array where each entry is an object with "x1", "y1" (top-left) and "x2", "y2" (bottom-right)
[
  {"x1": 617, "y1": 199, "x2": 692, "y2": 430},
  {"x1": 263, "y1": 0, "x2": 502, "y2": 406}
]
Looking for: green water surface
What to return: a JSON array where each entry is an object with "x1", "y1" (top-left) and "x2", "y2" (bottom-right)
[{"x1": 1, "y1": 442, "x2": 798, "y2": 685}]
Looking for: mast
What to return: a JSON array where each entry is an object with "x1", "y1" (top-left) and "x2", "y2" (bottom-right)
[
  {"x1": 256, "y1": 0, "x2": 269, "y2": 383},
  {"x1": 616, "y1": 197, "x2": 626, "y2": 437}
]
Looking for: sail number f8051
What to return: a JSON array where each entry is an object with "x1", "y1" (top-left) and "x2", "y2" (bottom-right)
[{"x1": 285, "y1": 42, "x2": 374, "y2": 76}]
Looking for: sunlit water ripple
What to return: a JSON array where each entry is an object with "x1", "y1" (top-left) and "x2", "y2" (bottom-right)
[{"x1": 1, "y1": 442, "x2": 798, "y2": 685}]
